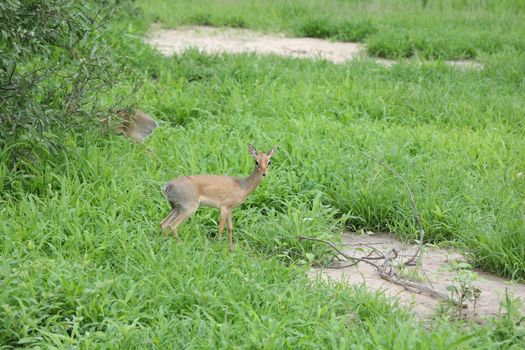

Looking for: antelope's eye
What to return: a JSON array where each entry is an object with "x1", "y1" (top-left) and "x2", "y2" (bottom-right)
[
  {"x1": 268, "y1": 160, "x2": 272, "y2": 165},
  {"x1": 255, "y1": 160, "x2": 259, "y2": 166}
]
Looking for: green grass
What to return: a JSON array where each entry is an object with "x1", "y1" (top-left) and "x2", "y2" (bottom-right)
[
  {"x1": 1, "y1": 133, "x2": 524, "y2": 348},
  {"x1": 136, "y1": 0, "x2": 525, "y2": 59},
  {"x1": 2, "y1": 0, "x2": 525, "y2": 347},
  {"x1": 115, "y1": 46, "x2": 525, "y2": 279}
]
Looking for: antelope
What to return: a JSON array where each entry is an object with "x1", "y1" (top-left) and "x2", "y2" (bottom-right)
[
  {"x1": 160, "y1": 144, "x2": 276, "y2": 252},
  {"x1": 101, "y1": 109, "x2": 157, "y2": 143},
  {"x1": 115, "y1": 109, "x2": 157, "y2": 143}
]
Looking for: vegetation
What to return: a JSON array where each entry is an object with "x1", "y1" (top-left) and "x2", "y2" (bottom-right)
[
  {"x1": 0, "y1": 0, "x2": 138, "y2": 170},
  {"x1": 442, "y1": 260, "x2": 482, "y2": 318},
  {"x1": 1, "y1": 0, "x2": 524, "y2": 348},
  {"x1": 137, "y1": 0, "x2": 525, "y2": 59}
]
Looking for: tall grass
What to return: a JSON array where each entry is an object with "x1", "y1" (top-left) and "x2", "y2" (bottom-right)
[
  {"x1": 2, "y1": 0, "x2": 525, "y2": 347},
  {"x1": 136, "y1": 0, "x2": 525, "y2": 59},
  {"x1": 1, "y1": 133, "x2": 523, "y2": 347},
  {"x1": 109, "y1": 46, "x2": 525, "y2": 279}
]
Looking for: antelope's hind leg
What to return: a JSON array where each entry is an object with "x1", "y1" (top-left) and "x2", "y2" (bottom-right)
[
  {"x1": 161, "y1": 208, "x2": 179, "y2": 235},
  {"x1": 168, "y1": 203, "x2": 198, "y2": 239}
]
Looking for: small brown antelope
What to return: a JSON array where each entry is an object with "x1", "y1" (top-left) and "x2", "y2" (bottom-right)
[
  {"x1": 115, "y1": 109, "x2": 157, "y2": 143},
  {"x1": 160, "y1": 144, "x2": 276, "y2": 252},
  {"x1": 101, "y1": 109, "x2": 157, "y2": 143}
]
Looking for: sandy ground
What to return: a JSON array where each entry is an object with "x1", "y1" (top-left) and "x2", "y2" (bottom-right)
[
  {"x1": 145, "y1": 26, "x2": 482, "y2": 69},
  {"x1": 310, "y1": 233, "x2": 525, "y2": 319}
]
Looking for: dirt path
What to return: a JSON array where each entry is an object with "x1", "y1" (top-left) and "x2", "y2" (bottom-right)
[
  {"x1": 310, "y1": 233, "x2": 525, "y2": 319},
  {"x1": 145, "y1": 26, "x2": 482, "y2": 69}
]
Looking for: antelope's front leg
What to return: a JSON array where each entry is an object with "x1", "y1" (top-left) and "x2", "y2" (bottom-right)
[
  {"x1": 226, "y1": 212, "x2": 234, "y2": 252},
  {"x1": 218, "y1": 208, "x2": 227, "y2": 240}
]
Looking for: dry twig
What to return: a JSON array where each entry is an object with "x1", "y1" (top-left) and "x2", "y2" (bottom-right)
[
  {"x1": 298, "y1": 236, "x2": 381, "y2": 271},
  {"x1": 299, "y1": 235, "x2": 458, "y2": 305},
  {"x1": 362, "y1": 153, "x2": 425, "y2": 266}
]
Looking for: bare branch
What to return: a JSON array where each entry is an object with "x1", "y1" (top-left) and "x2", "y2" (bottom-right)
[
  {"x1": 297, "y1": 235, "x2": 461, "y2": 307},
  {"x1": 298, "y1": 236, "x2": 381, "y2": 271},
  {"x1": 378, "y1": 272, "x2": 455, "y2": 303},
  {"x1": 361, "y1": 152, "x2": 426, "y2": 266}
]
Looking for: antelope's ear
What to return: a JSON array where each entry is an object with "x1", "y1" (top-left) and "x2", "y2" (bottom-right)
[
  {"x1": 266, "y1": 146, "x2": 276, "y2": 157},
  {"x1": 248, "y1": 144, "x2": 258, "y2": 158}
]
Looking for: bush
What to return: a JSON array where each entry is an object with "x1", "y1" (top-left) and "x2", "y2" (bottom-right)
[{"x1": 0, "y1": 0, "x2": 138, "y2": 178}]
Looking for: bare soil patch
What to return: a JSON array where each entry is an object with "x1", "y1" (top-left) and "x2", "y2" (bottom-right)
[
  {"x1": 145, "y1": 26, "x2": 482, "y2": 69},
  {"x1": 310, "y1": 232, "x2": 525, "y2": 319}
]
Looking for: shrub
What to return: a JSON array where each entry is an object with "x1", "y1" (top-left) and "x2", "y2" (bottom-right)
[{"x1": 0, "y1": 0, "x2": 138, "y2": 177}]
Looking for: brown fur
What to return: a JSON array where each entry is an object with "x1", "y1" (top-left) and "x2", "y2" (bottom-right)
[
  {"x1": 160, "y1": 144, "x2": 276, "y2": 252},
  {"x1": 101, "y1": 109, "x2": 157, "y2": 143}
]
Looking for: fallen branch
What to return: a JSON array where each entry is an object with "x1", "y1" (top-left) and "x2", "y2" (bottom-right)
[
  {"x1": 298, "y1": 236, "x2": 381, "y2": 271},
  {"x1": 299, "y1": 235, "x2": 460, "y2": 306},
  {"x1": 379, "y1": 272, "x2": 453, "y2": 303}
]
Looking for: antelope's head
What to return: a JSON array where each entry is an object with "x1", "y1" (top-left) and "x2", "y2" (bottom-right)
[{"x1": 248, "y1": 144, "x2": 276, "y2": 177}]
